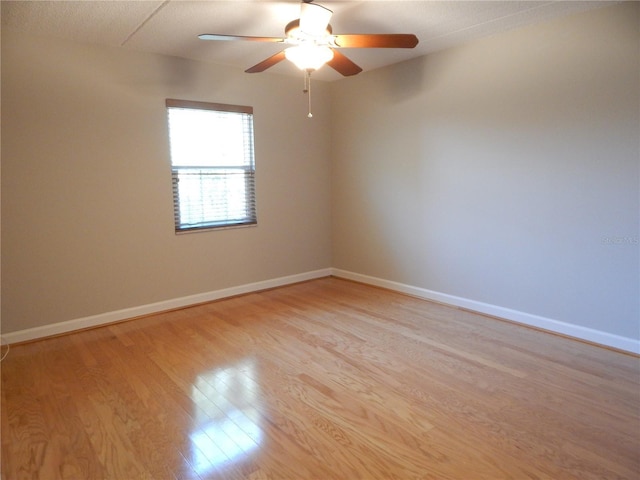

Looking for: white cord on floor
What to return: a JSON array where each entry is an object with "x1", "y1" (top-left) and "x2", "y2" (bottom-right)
[{"x1": 0, "y1": 337, "x2": 9, "y2": 362}]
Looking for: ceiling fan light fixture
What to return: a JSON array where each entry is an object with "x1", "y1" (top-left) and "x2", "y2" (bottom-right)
[{"x1": 285, "y1": 45, "x2": 334, "y2": 71}]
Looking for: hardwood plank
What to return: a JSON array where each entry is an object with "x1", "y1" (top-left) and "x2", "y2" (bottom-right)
[{"x1": 2, "y1": 277, "x2": 638, "y2": 479}]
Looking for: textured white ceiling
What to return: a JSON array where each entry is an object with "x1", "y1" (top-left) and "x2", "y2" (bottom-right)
[{"x1": 1, "y1": 0, "x2": 616, "y2": 81}]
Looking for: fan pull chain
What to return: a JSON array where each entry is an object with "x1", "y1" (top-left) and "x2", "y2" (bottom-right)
[{"x1": 304, "y1": 69, "x2": 313, "y2": 118}]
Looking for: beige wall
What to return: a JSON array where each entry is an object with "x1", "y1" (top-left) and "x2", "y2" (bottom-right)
[
  {"x1": 1, "y1": 31, "x2": 332, "y2": 333},
  {"x1": 330, "y1": 2, "x2": 639, "y2": 340},
  {"x1": 3, "y1": 3, "x2": 638, "y2": 346}
]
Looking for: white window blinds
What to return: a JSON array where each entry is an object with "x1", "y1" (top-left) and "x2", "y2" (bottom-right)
[{"x1": 166, "y1": 99, "x2": 257, "y2": 232}]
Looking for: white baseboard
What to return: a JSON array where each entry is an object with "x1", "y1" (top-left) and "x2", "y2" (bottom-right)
[
  {"x1": 4, "y1": 267, "x2": 638, "y2": 355},
  {"x1": 331, "y1": 269, "x2": 640, "y2": 355},
  {"x1": 2, "y1": 268, "x2": 332, "y2": 345}
]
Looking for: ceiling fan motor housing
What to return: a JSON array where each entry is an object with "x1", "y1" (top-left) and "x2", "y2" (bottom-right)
[{"x1": 285, "y1": 19, "x2": 333, "y2": 41}]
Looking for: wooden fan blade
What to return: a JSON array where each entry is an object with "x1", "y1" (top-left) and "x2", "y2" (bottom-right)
[
  {"x1": 326, "y1": 50, "x2": 362, "y2": 76},
  {"x1": 245, "y1": 51, "x2": 287, "y2": 73},
  {"x1": 199, "y1": 34, "x2": 285, "y2": 43},
  {"x1": 331, "y1": 34, "x2": 418, "y2": 49}
]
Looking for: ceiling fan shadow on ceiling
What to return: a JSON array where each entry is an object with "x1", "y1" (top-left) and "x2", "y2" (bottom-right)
[{"x1": 199, "y1": 0, "x2": 419, "y2": 117}]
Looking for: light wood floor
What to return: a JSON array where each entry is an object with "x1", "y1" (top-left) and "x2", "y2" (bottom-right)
[{"x1": 2, "y1": 277, "x2": 639, "y2": 479}]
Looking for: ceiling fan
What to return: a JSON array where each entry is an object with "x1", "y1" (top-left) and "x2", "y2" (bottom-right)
[{"x1": 198, "y1": 0, "x2": 419, "y2": 77}]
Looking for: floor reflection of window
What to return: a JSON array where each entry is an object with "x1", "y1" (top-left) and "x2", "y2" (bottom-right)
[{"x1": 189, "y1": 359, "x2": 262, "y2": 475}]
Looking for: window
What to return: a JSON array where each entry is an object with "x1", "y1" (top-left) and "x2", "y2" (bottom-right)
[{"x1": 166, "y1": 99, "x2": 257, "y2": 233}]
